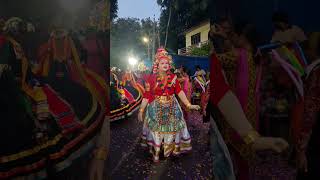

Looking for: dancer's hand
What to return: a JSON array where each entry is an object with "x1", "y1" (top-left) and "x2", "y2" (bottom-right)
[
  {"x1": 189, "y1": 105, "x2": 201, "y2": 111},
  {"x1": 252, "y1": 137, "x2": 289, "y2": 153},
  {"x1": 89, "y1": 158, "x2": 105, "y2": 180},
  {"x1": 297, "y1": 151, "x2": 308, "y2": 172}
]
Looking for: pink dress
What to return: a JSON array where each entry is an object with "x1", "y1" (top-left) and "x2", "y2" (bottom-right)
[
  {"x1": 183, "y1": 76, "x2": 192, "y2": 101},
  {"x1": 180, "y1": 75, "x2": 194, "y2": 124}
]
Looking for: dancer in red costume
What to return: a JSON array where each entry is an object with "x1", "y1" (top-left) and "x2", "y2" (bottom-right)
[
  {"x1": 33, "y1": 25, "x2": 109, "y2": 179},
  {"x1": 139, "y1": 47, "x2": 200, "y2": 162}
]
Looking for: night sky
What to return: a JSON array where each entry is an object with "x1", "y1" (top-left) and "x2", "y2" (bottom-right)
[{"x1": 117, "y1": 0, "x2": 161, "y2": 20}]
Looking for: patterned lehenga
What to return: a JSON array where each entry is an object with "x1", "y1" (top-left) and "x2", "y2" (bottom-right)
[{"x1": 141, "y1": 73, "x2": 192, "y2": 158}]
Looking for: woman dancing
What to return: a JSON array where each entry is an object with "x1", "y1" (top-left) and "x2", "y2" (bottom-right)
[{"x1": 139, "y1": 48, "x2": 200, "y2": 162}]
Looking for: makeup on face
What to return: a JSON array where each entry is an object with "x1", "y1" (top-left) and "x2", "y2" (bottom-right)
[{"x1": 158, "y1": 59, "x2": 170, "y2": 72}]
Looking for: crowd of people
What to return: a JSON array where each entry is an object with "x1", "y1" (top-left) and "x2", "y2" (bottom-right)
[
  {"x1": 1, "y1": 8, "x2": 319, "y2": 180},
  {"x1": 109, "y1": 67, "x2": 143, "y2": 121},
  {"x1": 109, "y1": 62, "x2": 210, "y2": 122},
  {"x1": 133, "y1": 11, "x2": 320, "y2": 180}
]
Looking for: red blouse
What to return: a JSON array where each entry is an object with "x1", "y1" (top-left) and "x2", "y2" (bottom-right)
[
  {"x1": 143, "y1": 73, "x2": 182, "y2": 103},
  {"x1": 209, "y1": 53, "x2": 231, "y2": 106}
]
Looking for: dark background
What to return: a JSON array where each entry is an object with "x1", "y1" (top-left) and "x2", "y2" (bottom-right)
[
  {"x1": 0, "y1": 0, "x2": 101, "y2": 29},
  {"x1": 210, "y1": 0, "x2": 318, "y2": 40}
]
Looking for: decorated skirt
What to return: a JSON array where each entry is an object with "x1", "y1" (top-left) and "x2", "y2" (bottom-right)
[
  {"x1": 141, "y1": 95, "x2": 192, "y2": 157},
  {"x1": 0, "y1": 66, "x2": 107, "y2": 179},
  {"x1": 110, "y1": 84, "x2": 142, "y2": 122}
]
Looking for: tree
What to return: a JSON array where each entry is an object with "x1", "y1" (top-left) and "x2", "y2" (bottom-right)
[
  {"x1": 110, "y1": 0, "x2": 118, "y2": 20},
  {"x1": 111, "y1": 18, "x2": 143, "y2": 69},
  {"x1": 157, "y1": 0, "x2": 213, "y2": 52},
  {"x1": 110, "y1": 17, "x2": 160, "y2": 69},
  {"x1": 190, "y1": 43, "x2": 211, "y2": 57},
  {"x1": 141, "y1": 17, "x2": 160, "y2": 59}
]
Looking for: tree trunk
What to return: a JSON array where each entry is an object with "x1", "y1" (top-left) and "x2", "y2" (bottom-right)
[
  {"x1": 152, "y1": 14, "x2": 156, "y2": 60},
  {"x1": 164, "y1": 4, "x2": 172, "y2": 48},
  {"x1": 158, "y1": 28, "x2": 161, "y2": 48}
]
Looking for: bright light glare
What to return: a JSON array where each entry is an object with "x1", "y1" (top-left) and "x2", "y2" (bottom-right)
[
  {"x1": 128, "y1": 57, "x2": 138, "y2": 66},
  {"x1": 143, "y1": 37, "x2": 149, "y2": 43}
]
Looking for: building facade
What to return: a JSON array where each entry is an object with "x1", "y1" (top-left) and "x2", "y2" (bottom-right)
[{"x1": 178, "y1": 20, "x2": 210, "y2": 55}]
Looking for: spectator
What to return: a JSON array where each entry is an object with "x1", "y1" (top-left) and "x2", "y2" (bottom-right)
[
  {"x1": 271, "y1": 11, "x2": 307, "y2": 43},
  {"x1": 209, "y1": 17, "x2": 234, "y2": 53}
]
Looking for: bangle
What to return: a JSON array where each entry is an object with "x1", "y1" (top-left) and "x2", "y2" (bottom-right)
[
  {"x1": 94, "y1": 148, "x2": 108, "y2": 160},
  {"x1": 243, "y1": 130, "x2": 260, "y2": 145},
  {"x1": 186, "y1": 103, "x2": 192, "y2": 109},
  {"x1": 139, "y1": 108, "x2": 144, "y2": 113}
]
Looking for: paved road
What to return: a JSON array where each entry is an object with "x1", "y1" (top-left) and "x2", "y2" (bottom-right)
[{"x1": 107, "y1": 111, "x2": 213, "y2": 179}]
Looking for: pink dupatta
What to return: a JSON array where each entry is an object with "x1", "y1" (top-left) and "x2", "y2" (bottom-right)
[{"x1": 235, "y1": 48, "x2": 249, "y2": 111}]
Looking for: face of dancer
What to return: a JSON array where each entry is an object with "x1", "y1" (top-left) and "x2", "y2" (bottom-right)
[{"x1": 158, "y1": 59, "x2": 170, "y2": 73}]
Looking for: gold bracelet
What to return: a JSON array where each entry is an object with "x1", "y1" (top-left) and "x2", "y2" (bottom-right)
[
  {"x1": 242, "y1": 130, "x2": 260, "y2": 145},
  {"x1": 139, "y1": 108, "x2": 144, "y2": 113},
  {"x1": 94, "y1": 148, "x2": 108, "y2": 160},
  {"x1": 186, "y1": 103, "x2": 192, "y2": 109}
]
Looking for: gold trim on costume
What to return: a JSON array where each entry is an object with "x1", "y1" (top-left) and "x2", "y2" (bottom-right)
[
  {"x1": 243, "y1": 130, "x2": 260, "y2": 145},
  {"x1": 155, "y1": 95, "x2": 174, "y2": 105},
  {"x1": 164, "y1": 143, "x2": 175, "y2": 156},
  {"x1": 180, "y1": 142, "x2": 191, "y2": 149},
  {"x1": 0, "y1": 135, "x2": 63, "y2": 163},
  {"x1": 0, "y1": 36, "x2": 107, "y2": 163}
]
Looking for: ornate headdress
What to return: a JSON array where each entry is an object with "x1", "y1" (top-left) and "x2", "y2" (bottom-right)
[
  {"x1": 152, "y1": 47, "x2": 173, "y2": 74},
  {"x1": 3, "y1": 17, "x2": 36, "y2": 34},
  {"x1": 3, "y1": 17, "x2": 23, "y2": 33}
]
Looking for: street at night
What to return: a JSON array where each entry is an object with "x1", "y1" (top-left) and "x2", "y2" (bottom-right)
[{"x1": 108, "y1": 111, "x2": 214, "y2": 179}]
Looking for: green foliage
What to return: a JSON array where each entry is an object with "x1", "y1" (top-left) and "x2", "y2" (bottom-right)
[
  {"x1": 110, "y1": 0, "x2": 118, "y2": 20},
  {"x1": 157, "y1": 0, "x2": 214, "y2": 52},
  {"x1": 189, "y1": 43, "x2": 211, "y2": 57},
  {"x1": 111, "y1": 18, "x2": 142, "y2": 69},
  {"x1": 111, "y1": 17, "x2": 160, "y2": 68}
]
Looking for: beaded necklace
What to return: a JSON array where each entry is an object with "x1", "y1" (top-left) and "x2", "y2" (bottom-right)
[
  {"x1": 155, "y1": 72, "x2": 177, "y2": 130},
  {"x1": 156, "y1": 72, "x2": 174, "y2": 94}
]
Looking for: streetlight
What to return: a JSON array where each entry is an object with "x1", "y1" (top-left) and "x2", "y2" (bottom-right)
[
  {"x1": 142, "y1": 36, "x2": 150, "y2": 61},
  {"x1": 143, "y1": 37, "x2": 149, "y2": 43}
]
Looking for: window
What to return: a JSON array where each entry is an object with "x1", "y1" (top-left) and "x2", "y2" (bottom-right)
[{"x1": 191, "y1": 33, "x2": 201, "y2": 45}]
